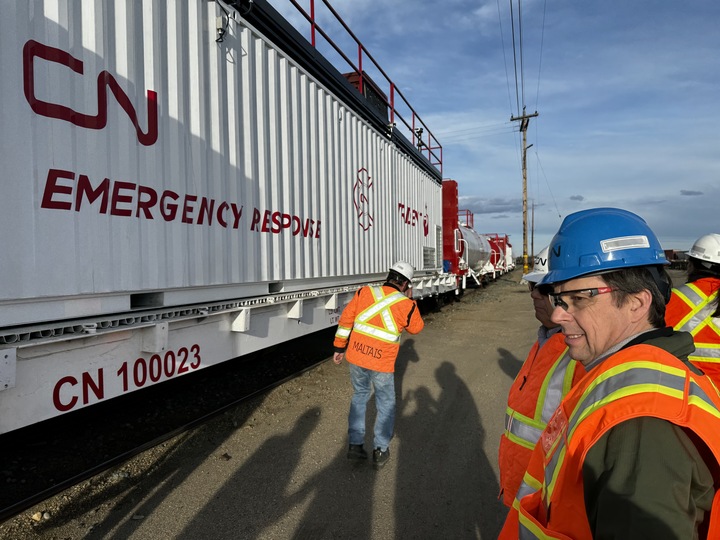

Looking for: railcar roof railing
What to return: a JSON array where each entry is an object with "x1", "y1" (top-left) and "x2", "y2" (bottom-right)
[{"x1": 284, "y1": 0, "x2": 443, "y2": 175}]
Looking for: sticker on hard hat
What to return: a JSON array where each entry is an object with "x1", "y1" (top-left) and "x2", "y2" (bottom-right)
[{"x1": 600, "y1": 235, "x2": 650, "y2": 253}]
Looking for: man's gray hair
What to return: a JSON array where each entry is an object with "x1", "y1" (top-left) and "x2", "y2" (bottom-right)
[{"x1": 601, "y1": 267, "x2": 672, "y2": 328}]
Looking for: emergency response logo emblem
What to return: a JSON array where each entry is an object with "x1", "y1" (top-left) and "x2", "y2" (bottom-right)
[
  {"x1": 353, "y1": 168, "x2": 374, "y2": 231},
  {"x1": 540, "y1": 405, "x2": 568, "y2": 463}
]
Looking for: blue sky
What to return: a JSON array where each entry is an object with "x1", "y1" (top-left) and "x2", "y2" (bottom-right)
[{"x1": 265, "y1": 0, "x2": 719, "y2": 254}]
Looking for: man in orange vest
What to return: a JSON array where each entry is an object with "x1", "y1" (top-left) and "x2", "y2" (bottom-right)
[
  {"x1": 333, "y1": 261, "x2": 424, "y2": 470},
  {"x1": 500, "y1": 208, "x2": 720, "y2": 539},
  {"x1": 666, "y1": 233, "x2": 720, "y2": 384},
  {"x1": 499, "y1": 246, "x2": 584, "y2": 506}
]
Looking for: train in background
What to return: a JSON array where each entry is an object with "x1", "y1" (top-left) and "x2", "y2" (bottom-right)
[
  {"x1": 442, "y1": 181, "x2": 514, "y2": 289},
  {"x1": 0, "y1": 0, "x2": 512, "y2": 434}
]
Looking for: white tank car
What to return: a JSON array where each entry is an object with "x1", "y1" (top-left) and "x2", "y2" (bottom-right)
[{"x1": 457, "y1": 224, "x2": 493, "y2": 280}]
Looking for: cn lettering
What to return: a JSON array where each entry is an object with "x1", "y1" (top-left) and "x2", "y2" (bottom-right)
[
  {"x1": 52, "y1": 345, "x2": 202, "y2": 413},
  {"x1": 23, "y1": 40, "x2": 158, "y2": 145}
]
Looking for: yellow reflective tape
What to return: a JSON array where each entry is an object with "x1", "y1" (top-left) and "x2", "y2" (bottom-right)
[
  {"x1": 505, "y1": 411, "x2": 546, "y2": 447},
  {"x1": 506, "y1": 407, "x2": 546, "y2": 430},
  {"x1": 541, "y1": 358, "x2": 720, "y2": 505},
  {"x1": 547, "y1": 380, "x2": 685, "y2": 498},
  {"x1": 357, "y1": 289, "x2": 405, "y2": 322},
  {"x1": 506, "y1": 431, "x2": 538, "y2": 450},
  {"x1": 353, "y1": 323, "x2": 400, "y2": 343},
  {"x1": 523, "y1": 471, "x2": 543, "y2": 491},
  {"x1": 382, "y1": 308, "x2": 398, "y2": 333},
  {"x1": 673, "y1": 284, "x2": 713, "y2": 330},
  {"x1": 335, "y1": 327, "x2": 351, "y2": 338},
  {"x1": 354, "y1": 287, "x2": 405, "y2": 342},
  {"x1": 709, "y1": 318, "x2": 720, "y2": 334},
  {"x1": 688, "y1": 394, "x2": 720, "y2": 419},
  {"x1": 518, "y1": 512, "x2": 558, "y2": 539}
]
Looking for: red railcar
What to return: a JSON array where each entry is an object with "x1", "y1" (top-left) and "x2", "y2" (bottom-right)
[{"x1": 442, "y1": 180, "x2": 494, "y2": 285}]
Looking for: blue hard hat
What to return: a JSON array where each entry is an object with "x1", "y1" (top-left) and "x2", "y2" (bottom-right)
[{"x1": 541, "y1": 207, "x2": 668, "y2": 285}]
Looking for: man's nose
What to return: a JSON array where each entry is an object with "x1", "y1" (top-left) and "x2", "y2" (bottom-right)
[{"x1": 550, "y1": 304, "x2": 571, "y2": 325}]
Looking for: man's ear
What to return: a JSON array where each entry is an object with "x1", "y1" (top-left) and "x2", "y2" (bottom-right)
[{"x1": 628, "y1": 289, "x2": 652, "y2": 323}]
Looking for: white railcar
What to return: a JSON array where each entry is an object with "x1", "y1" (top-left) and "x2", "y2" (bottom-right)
[{"x1": 0, "y1": 0, "x2": 454, "y2": 433}]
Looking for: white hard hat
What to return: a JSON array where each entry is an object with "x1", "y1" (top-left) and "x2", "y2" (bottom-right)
[
  {"x1": 688, "y1": 233, "x2": 720, "y2": 267},
  {"x1": 522, "y1": 246, "x2": 549, "y2": 283},
  {"x1": 390, "y1": 261, "x2": 414, "y2": 281}
]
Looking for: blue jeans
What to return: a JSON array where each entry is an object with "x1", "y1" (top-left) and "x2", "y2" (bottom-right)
[{"x1": 348, "y1": 363, "x2": 395, "y2": 451}]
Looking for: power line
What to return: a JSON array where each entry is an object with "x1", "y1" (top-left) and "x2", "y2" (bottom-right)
[
  {"x1": 531, "y1": 149, "x2": 561, "y2": 219},
  {"x1": 496, "y1": 0, "x2": 515, "y2": 119},
  {"x1": 435, "y1": 122, "x2": 513, "y2": 136},
  {"x1": 518, "y1": 0, "x2": 526, "y2": 111},
  {"x1": 436, "y1": 125, "x2": 516, "y2": 143},
  {"x1": 508, "y1": 0, "x2": 520, "y2": 116},
  {"x1": 534, "y1": 0, "x2": 548, "y2": 111}
]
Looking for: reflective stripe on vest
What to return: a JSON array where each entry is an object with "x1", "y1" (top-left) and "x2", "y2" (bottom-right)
[
  {"x1": 539, "y1": 361, "x2": 720, "y2": 514},
  {"x1": 673, "y1": 283, "x2": 715, "y2": 333},
  {"x1": 353, "y1": 287, "x2": 406, "y2": 344},
  {"x1": 512, "y1": 470, "x2": 542, "y2": 514},
  {"x1": 691, "y1": 343, "x2": 720, "y2": 361},
  {"x1": 517, "y1": 472, "x2": 552, "y2": 539},
  {"x1": 335, "y1": 325, "x2": 351, "y2": 339},
  {"x1": 505, "y1": 348, "x2": 574, "y2": 450},
  {"x1": 519, "y1": 518, "x2": 551, "y2": 540},
  {"x1": 672, "y1": 283, "x2": 720, "y2": 363},
  {"x1": 507, "y1": 347, "x2": 720, "y2": 540}
]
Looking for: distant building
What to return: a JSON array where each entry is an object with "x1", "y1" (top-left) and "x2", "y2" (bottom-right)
[{"x1": 664, "y1": 249, "x2": 689, "y2": 270}]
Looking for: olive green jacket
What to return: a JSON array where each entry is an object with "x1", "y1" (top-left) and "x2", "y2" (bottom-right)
[{"x1": 582, "y1": 328, "x2": 715, "y2": 539}]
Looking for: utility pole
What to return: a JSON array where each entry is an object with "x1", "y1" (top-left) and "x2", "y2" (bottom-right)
[
  {"x1": 531, "y1": 199, "x2": 535, "y2": 266},
  {"x1": 511, "y1": 108, "x2": 538, "y2": 274}
]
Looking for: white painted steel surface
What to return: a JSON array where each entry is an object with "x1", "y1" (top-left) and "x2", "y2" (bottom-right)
[
  {"x1": 0, "y1": 0, "x2": 453, "y2": 433},
  {"x1": 505, "y1": 245, "x2": 516, "y2": 270},
  {"x1": 2, "y1": 0, "x2": 443, "y2": 328},
  {"x1": 0, "y1": 290, "x2": 356, "y2": 434}
]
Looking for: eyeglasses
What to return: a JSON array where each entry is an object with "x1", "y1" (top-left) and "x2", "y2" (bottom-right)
[
  {"x1": 549, "y1": 287, "x2": 617, "y2": 311},
  {"x1": 528, "y1": 282, "x2": 552, "y2": 296}
]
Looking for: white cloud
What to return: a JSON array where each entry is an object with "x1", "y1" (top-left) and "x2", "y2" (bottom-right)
[{"x1": 265, "y1": 0, "x2": 720, "y2": 253}]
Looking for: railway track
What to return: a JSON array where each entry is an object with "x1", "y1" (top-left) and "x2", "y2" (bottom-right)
[{"x1": 0, "y1": 327, "x2": 339, "y2": 524}]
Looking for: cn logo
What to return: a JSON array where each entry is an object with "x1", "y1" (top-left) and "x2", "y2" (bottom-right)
[
  {"x1": 23, "y1": 40, "x2": 158, "y2": 146},
  {"x1": 352, "y1": 168, "x2": 374, "y2": 231}
]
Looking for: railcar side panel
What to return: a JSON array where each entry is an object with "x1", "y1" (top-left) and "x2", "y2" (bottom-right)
[
  {"x1": 2, "y1": 0, "x2": 442, "y2": 328},
  {"x1": 0, "y1": 0, "x2": 451, "y2": 433}
]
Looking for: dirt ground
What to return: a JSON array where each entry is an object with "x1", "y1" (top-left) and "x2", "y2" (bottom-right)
[{"x1": 2, "y1": 269, "x2": 538, "y2": 539}]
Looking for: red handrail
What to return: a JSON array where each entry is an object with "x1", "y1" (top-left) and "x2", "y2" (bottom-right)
[
  {"x1": 458, "y1": 210, "x2": 474, "y2": 229},
  {"x1": 285, "y1": 0, "x2": 442, "y2": 174}
]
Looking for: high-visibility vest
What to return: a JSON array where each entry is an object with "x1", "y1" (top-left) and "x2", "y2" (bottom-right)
[
  {"x1": 334, "y1": 285, "x2": 423, "y2": 372},
  {"x1": 499, "y1": 343, "x2": 720, "y2": 540},
  {"x1": 499, "y1": 332, "x2": 585, "y2": 506},
  {"x1": 667, "y1": 278, "x2": 720, "y2": 384}
]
